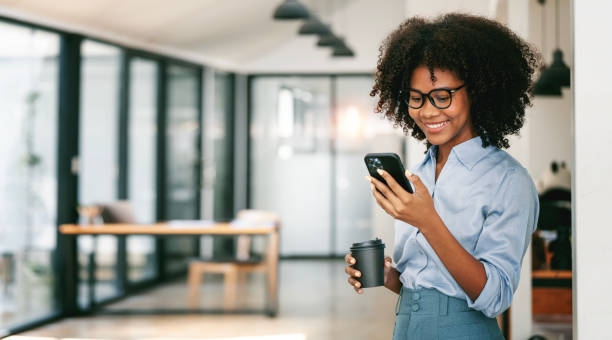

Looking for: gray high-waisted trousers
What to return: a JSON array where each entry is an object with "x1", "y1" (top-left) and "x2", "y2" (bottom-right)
[{"x1": 392, "y1": 287, "x2": 505, "y2": 340}]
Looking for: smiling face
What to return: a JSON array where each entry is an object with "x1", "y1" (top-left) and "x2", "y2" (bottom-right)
[{"x1": 408, "y1": 65, "x2": 476, "y2": 151}]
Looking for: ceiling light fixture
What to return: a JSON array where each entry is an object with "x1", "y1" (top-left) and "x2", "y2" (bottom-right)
[
  {"x1": 317, "y1": 34, "x2": 343, "y2": 48},
  {"x1": 273, "y1": 0, "x2": 310, "y2": 20},
  {"x1": 298, "y1": 15, "x2": 331, "y2": 35},
  {"x1": 534, "y1": 0, "x2": 570, "y2": 96},
  {"x1": 330, "y1": 38, "x2": 354, "y2": 57}
]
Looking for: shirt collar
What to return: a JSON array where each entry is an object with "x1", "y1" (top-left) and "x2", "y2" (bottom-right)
[
  {"x1": 423, "y1": 136, "x2": 496, "y2": 171},
  {"x1": 451, "y1": 136, "x2": 496, "y2": 170}
]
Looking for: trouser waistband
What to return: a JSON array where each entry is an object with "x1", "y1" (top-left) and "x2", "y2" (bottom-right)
[{"x1": 395, "y1": 287, "x2": 475, "y2": 316}]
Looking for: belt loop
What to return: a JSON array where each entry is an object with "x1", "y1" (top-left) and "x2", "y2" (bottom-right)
[
  {"x1": 439, "y1": 293, "x2": 448, "y2": 316},
  {"x1": 395, "y1": 286, "x2": 403, "y2": 315}
]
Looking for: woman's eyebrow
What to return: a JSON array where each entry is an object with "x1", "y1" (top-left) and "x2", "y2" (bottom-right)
[{"x1": 409, "y1": 85, "x2": 455, "y2": 92}]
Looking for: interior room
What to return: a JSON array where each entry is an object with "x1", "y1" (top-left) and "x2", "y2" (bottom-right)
[{"x1": 0, "y1": 0, "x2": 610, "y2": 339}]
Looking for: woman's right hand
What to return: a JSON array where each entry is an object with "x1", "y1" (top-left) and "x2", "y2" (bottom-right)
[
  {"x1": 344, "y1": 254, "x2": 402, "y2": 295},
  {"x1": 344, "y1": 253, "x2": 364, "y2": 294}
]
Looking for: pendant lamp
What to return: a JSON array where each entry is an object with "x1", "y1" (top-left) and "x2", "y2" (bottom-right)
[
  {"x1": 273, "y1": 0, "x2": 309, "y2": 20},
  {"x1": 332, "y1": 39, "x2": 355, "y2": 57},
  {"x1": 317, "y1": 34, "x2": 343, "y2": 48},
  {"x1": 534, "y1": 0, "x2": 570, "y2": 96},
  {"x1": 332, "y1": 45, "x2": 355, "y2": 57},
  {"x1": 298, "y1": 15, "x2": 331, "y2": 35}
]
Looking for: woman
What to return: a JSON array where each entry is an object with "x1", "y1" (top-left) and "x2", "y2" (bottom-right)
[{"x1": 344, "y1": 13, "x2": 540, "y2": 339}]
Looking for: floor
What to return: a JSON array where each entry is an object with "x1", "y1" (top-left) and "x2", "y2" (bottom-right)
[
  {"x1": 8, "y1": 259, "x2": 572, "y2": 340},
  {"x1": 10, "y1": 259, "x2": 398, "y2": 340}
]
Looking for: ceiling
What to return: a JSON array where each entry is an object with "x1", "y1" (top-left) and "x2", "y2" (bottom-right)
[{"x1": 0, "y1": 0, "x2": 500, "y2": 72}]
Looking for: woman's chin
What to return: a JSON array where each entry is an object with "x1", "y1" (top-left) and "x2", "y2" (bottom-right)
[{"x1": 425, "y1": 135, "x2": 449, "y2": 146}]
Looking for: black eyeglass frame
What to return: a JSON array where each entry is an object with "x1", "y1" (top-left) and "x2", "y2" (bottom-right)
[{"x1": 403, "y1": 84, "x2": 466, "y2": 109}]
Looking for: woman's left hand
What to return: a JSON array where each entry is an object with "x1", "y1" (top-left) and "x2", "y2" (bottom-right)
[{"x1": 367, "y1": 169, "x2": 436, "y2": 229}]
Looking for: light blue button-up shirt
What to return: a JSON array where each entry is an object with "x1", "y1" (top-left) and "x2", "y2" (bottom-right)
[{"x1": 394, "y1": 136, "x2": 539, "y2": 318}]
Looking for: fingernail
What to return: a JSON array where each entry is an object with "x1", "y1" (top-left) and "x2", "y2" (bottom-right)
[
  {"x1": 355, "y1": 282, "x2": 361, "y2": 288},
  {"x1": 364, "y1": 176, "x2": 372, "y2": 182},
  {"x1": 355, "y1": 271, "x2": 361, "y2": 277},
  {"x1": 405, "y1": 170, "x2": 413, "y2": 177},
  {"x1": 370, "y1": 184, "x2": 375, "y2": 191},
  {"x1": 377, "y1": 169, "x2": 383, "y2": 175},
  {"x1": 358, "y1": 289, "x2": 363, "y2": 294},
  {"x1": 350, "y1": 259, "x2": 355, "y2": 264}
]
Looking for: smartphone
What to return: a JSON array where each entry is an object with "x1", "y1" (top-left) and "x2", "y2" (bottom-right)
[{"x1": 364, "y1": 153, "x2": 413, "y2": 194}]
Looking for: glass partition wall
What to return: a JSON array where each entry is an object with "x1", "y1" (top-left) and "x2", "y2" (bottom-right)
[
  {"x1": 77, "y1": 40, "x2": 122, "y2": 307},
  {"x1": 163, "y1": 64, "x2": 201, "y2": 274},
  {"x1": 0, "y1": 16, "x2": 211, "y2": 335},
  {"x1": 127, "y1": 57, "x2": 158, "y2": 283},
  {"x1": 250, "y1": 75, "x2": 405, "y2": 256},
  {"x1": 0, "y1": 22, "x2": 60, "y2": 332}
]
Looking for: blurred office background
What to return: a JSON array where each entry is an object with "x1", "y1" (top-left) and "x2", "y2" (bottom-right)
[{"x1": 0, "y1": 0, "x2": 593, "y2": 339}]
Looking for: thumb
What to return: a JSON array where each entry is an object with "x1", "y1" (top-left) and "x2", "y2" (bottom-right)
[
  {"x1": 405, "y1": 170, "x2": 424, "y2": 192},
  {"x1": 384, "y1": 256, "x2": 392, "y2": 267}
]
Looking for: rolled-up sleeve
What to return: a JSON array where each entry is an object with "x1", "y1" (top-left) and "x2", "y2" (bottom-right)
[{"x1": 466, "y1": 168, "x2": 539, "y2": 317}]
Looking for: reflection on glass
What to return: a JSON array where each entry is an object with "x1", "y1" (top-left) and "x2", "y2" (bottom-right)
[
  {"x1": 251, "y1": 77, "x2": 332, "y2": 256},
  {"x1": 251, "y1": 76, "x2": 404, "y2": 256},
  {"x1": 127, "y1": 58, "x2": 158, "y2": 283},
  {"x1": 165, "y1": 64, "x2": 200, "y2": 273},
  {"x1": 78, "y1": 40, "x2": 121, "y2": 305},
  {"x1": 0, "y1": 22, "x2": 59, "y2": 330},
  {"x1": 334, "y1": 76, "x2": 404, "y2": 254}
]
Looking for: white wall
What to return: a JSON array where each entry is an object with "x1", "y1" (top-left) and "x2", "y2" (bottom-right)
[{"x1": 573, "y1": 1, "x2": 612, "y2": 339}]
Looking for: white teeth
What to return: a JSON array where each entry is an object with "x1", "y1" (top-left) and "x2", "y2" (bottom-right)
[{"x1": 425, "y1": 121, "x2": 449, "y2": 129}]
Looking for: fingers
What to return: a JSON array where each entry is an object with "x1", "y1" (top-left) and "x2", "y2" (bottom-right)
[
  {"x1": 344, "y1": 253, "x2": 356, "y2": 265},
  {"x1": 384, "y1": 256, "x2": 392, "y2": 267},
  {"x1": 367, "y1": 175, "x2": 403, "y2": 208},
  {"x1": 344, "y1": 265, "x2": 361, "y2": 278},
  {"x1": 348, "y1": 276, "x2": 361, "y2": 289},
  {"x1": 372, "y1": 184, "x2": 397, "y2": 217},
  {"x1": 349, "y1": 277, "x2": 363, "y2": 294},
  {"x1": 405, "y1": 170, "x2": 426, "y2": 195},
  {"x1": 376, "y1": 169, "x2": 407, "y2": 198},
  {"x1": 344, "y1": 257, "x2": 363, "y2": 294},
  {"x1": 366, "y1": 175, "x2": 397, "y2": 201}
]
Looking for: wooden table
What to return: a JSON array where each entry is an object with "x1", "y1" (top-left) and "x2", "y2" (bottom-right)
[
  {"x1": 59, "y1": 222, "x2": 279, "y2": 316},
  {"x1": 532, "y1": 270, "x2": 572, "y2": 317}
]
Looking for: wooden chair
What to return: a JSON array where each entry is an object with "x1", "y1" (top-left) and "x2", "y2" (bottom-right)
[{"x1": 187, "y1": 210, "x2": 279, "y2": 311}]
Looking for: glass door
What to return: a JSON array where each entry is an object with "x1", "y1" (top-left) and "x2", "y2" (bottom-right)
[
  {"x1": 78, "y1": 40, "x2": 121, "y2": 306},
  {"x1": 0, "y1": 21, "x2": 60, "y2": 330},
  {"x1": 250, "y1": 75, "x2": 405, "y2": 256},
  {"x1": 333, "y1": 76, "x2": 405, "y2": 256},
  {"x1": 250, "y1": 77, "x2": 333, "y2": 256},
  {"x1": 127, "y1": 57, "x2": 158, "y2": 283},
  {"x1": 164, "y1": 64, "x2": 201, "y2": 273}
]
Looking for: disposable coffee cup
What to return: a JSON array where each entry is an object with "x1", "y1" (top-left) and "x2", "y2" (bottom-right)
[{"x1": 350, "y1": 238, "x2": 386, "y2": 288}]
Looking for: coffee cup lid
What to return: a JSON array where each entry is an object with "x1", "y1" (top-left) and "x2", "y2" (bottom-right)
[{"x1": 350, "y1": 238, "x2": 385, "y2": 250}]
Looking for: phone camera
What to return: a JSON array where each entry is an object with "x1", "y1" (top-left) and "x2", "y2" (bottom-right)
[{"x1": 368, "y1": 157, "x2": 383, "y2": 171}]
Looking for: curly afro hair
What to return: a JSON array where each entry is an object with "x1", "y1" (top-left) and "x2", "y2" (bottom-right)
[{"x1": 370, "y1": 13, "x2": 541, "y2": 149}]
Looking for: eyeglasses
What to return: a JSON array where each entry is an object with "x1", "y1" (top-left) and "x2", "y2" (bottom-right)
[{"x1": 403, "y1": 84, "x2": 466, "y2": 109}]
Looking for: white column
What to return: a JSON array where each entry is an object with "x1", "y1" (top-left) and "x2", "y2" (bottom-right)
[
  {"x1": 573, "y1": 1, "x2": 612, "y2": 339},
  {"x1": 505, "y1": 1, "x2": 534, "y2": 339}
]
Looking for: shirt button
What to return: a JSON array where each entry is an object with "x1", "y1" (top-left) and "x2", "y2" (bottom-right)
[
  {"x1": 412, "y1": 303, "x2": 420, "y2": 312},
  {"x1": 412, "y1": 292, "x2": 421, "y2": 301}
]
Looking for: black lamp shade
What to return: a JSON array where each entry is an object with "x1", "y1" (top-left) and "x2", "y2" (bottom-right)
[
  {"x1": 317, "y1": 34, "x2": 343, "y2": 48},
  {"x1": 298, "y1": 17, "x2": 331, "y2": 35},
  {"x1": 332, "y1": 44, "x2": 355, "y2": 57},
  {"x1": 273, "y1": 0, "x2": 309, "y2": 20},
  {"x1": 534, "y1": 49, "x2": 570, "y2": 96}
]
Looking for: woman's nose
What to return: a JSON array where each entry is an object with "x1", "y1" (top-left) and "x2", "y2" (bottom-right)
[{"x1": 419, "y1": 100, "x2": 440, "y2": 119}]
